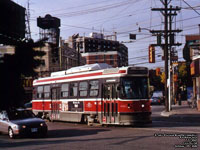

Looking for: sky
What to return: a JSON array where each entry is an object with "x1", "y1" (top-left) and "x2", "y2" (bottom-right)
[{"x1": 13, "y1": 0, "x2": 200, "y2": 69}]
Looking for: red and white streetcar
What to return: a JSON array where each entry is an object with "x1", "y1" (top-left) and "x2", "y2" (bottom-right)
[{"x1": 32, "y1": 63, "x2": 152, "y2": 125}]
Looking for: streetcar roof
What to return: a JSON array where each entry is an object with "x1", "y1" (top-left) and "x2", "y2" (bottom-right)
[
  {"x1": 33, "y1": 64, "x2": 148, "y2": 86},
  {"x1": 51, "y1": 63, "x2": 112, "y2": 77}
]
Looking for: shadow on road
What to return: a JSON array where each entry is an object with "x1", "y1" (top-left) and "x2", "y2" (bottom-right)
[
  {"x1": 151, "y1": 105, "x2": 200, "y2": 128},
  {"x1": 151, "y1": 114, "x2": 200, "y2": 127},
  {"x1": 47, "y1": 128, "x2": 109, "y2": 138},
  {"x1": 0, "y1": 128, "x2": 110, "y2": 148}
]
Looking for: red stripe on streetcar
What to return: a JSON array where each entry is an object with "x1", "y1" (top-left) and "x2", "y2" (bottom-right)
[
  {"x1": 35, "y1": 70, "x2": 127, "y2": 84},
  {"x1": 36, "y1": 72, "x2": 103, "y2": 84}
]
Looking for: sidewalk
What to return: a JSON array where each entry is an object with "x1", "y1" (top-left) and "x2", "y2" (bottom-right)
[
  {"x1": 157, "y1": 102, "x2": 200, "y2": 123},
  {"x1": 161, "y1": 104, "x2": 200, "y2": 117}
]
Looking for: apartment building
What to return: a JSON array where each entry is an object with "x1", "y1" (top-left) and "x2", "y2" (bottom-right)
[{"x1": 67, "y1": 32, "x2": 128, "y2": 67}]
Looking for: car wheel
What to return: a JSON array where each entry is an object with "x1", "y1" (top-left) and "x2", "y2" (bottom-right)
[{"x1": 8, "y1": 128, "x2": 15, "y2": 139}]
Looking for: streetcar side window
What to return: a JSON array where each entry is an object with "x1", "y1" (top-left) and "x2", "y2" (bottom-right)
[
  {"x1": 61, "y1": 83, "x2": 69, "y2": 98},
  {"x1": 89, "y1": 80, "x2": 99, "y2": 97},
  {"x1": 79, "y1": 81, "x2": 88, "y2": 97},
  {"x1": 44, "y1": 85, "x2": 50, "y2": 98},
  {"x1": 69, "y1": 83, "x2": 78, "y2": 97},
  {"x1": 37, "y1": 86, "x2": 43, "y2": 99}
]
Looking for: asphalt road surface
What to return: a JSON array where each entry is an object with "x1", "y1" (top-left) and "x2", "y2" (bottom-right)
[{"x1": 0, "y1": 106, "x2": 199, "y2": 150}]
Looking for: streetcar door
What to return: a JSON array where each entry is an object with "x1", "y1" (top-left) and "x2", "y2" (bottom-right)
[
  {"x1": 103, "y1": 83, "x2": 119, "y2": 124},
  {"x1": 51, "y1": 87, "x2": 60, "y2": 120}
]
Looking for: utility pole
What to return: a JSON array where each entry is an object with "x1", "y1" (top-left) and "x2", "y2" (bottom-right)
[{"x1": 151, "y1": 0, "x2": 182, "y2": 112}]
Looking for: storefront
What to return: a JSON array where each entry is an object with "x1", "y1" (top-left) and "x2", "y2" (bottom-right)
[{"x1": 190, "y1": 58, "x2": 200, "y2": 110}]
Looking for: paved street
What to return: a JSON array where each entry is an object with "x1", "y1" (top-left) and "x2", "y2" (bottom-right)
[{"x1": 0, "y1": 105, "x2": 200, "y2": 150}]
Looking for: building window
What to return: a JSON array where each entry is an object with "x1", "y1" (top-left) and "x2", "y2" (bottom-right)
[{"x1": 110, "y1": 60, "x2": 114, "y2": 65}]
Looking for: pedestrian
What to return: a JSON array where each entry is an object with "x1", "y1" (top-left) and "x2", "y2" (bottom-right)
[{"x1": 191, "y1": 95, "x2": 196, "y2": 109}]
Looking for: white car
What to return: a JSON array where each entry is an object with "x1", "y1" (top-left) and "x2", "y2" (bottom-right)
[{"x1": 0, "y1": 109, "x2": 47, "y2": 139}]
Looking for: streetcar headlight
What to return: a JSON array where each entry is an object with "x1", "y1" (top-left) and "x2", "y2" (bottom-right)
[
  {"x1": 22, "y1": 125, "x2": 26, "y2": 129},
  {"x1": 141, "y1": 104, "x2": 145, "y2": 108}
]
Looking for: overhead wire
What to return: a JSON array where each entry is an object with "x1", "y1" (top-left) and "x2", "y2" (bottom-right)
[
  {"x1": 29, "y1": 0, "x2": 200, "y2": 38},
  {"x1": 31, "y1": 0, "x2": 200, "y2": 42},
  {"x1": 182, "y1": 0, "x2": 200, "y2": 16},
  {"x1": 32, "y1": 0, "x2": 113, "y2": 16},
  {"x1": 32, "y1": 0, "x2": 140, "y2": 18},
  {"x1": 26, "y1": 0, "x2": 199, "y2": 66},
  {"x1": 60, "y1": 6, "x2": 152, "y2": 32}
]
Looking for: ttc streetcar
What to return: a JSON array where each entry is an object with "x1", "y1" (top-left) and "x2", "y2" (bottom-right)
[{"x1": 32, "y1": 63, "x2": 152, "y2": 125}]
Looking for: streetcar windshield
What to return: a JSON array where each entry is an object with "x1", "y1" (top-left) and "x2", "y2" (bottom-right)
[{"x1": 121, "y1": 77, "x2": 148, "y2": 99}]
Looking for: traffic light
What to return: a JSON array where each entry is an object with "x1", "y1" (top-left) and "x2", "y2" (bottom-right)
[
  {"x1": 149, "y1": 45, "x2": 155, "y2": 63},
  {"x1": 173, "y1": 74, "x2": 178, "y2": 82}
]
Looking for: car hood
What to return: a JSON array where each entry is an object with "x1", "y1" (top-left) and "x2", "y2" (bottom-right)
[{"x1": 10, "y1": 118, "x2": 45, "y2": 126}]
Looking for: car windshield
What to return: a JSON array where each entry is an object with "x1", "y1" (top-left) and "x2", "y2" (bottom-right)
[
  {"x1": 152, "y1": 91, "x2": 163, "y2": 98},
  {"x1": 121, "y1": 77, "x2": 148, "y2": 99},
  {"x1": 7, "y1": 110, "x2": 35, "y2": 120}
]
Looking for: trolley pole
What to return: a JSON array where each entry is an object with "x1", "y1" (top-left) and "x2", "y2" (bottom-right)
[{"x1": 77, "y1": 42, "x2": 80, "y2": 66}]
